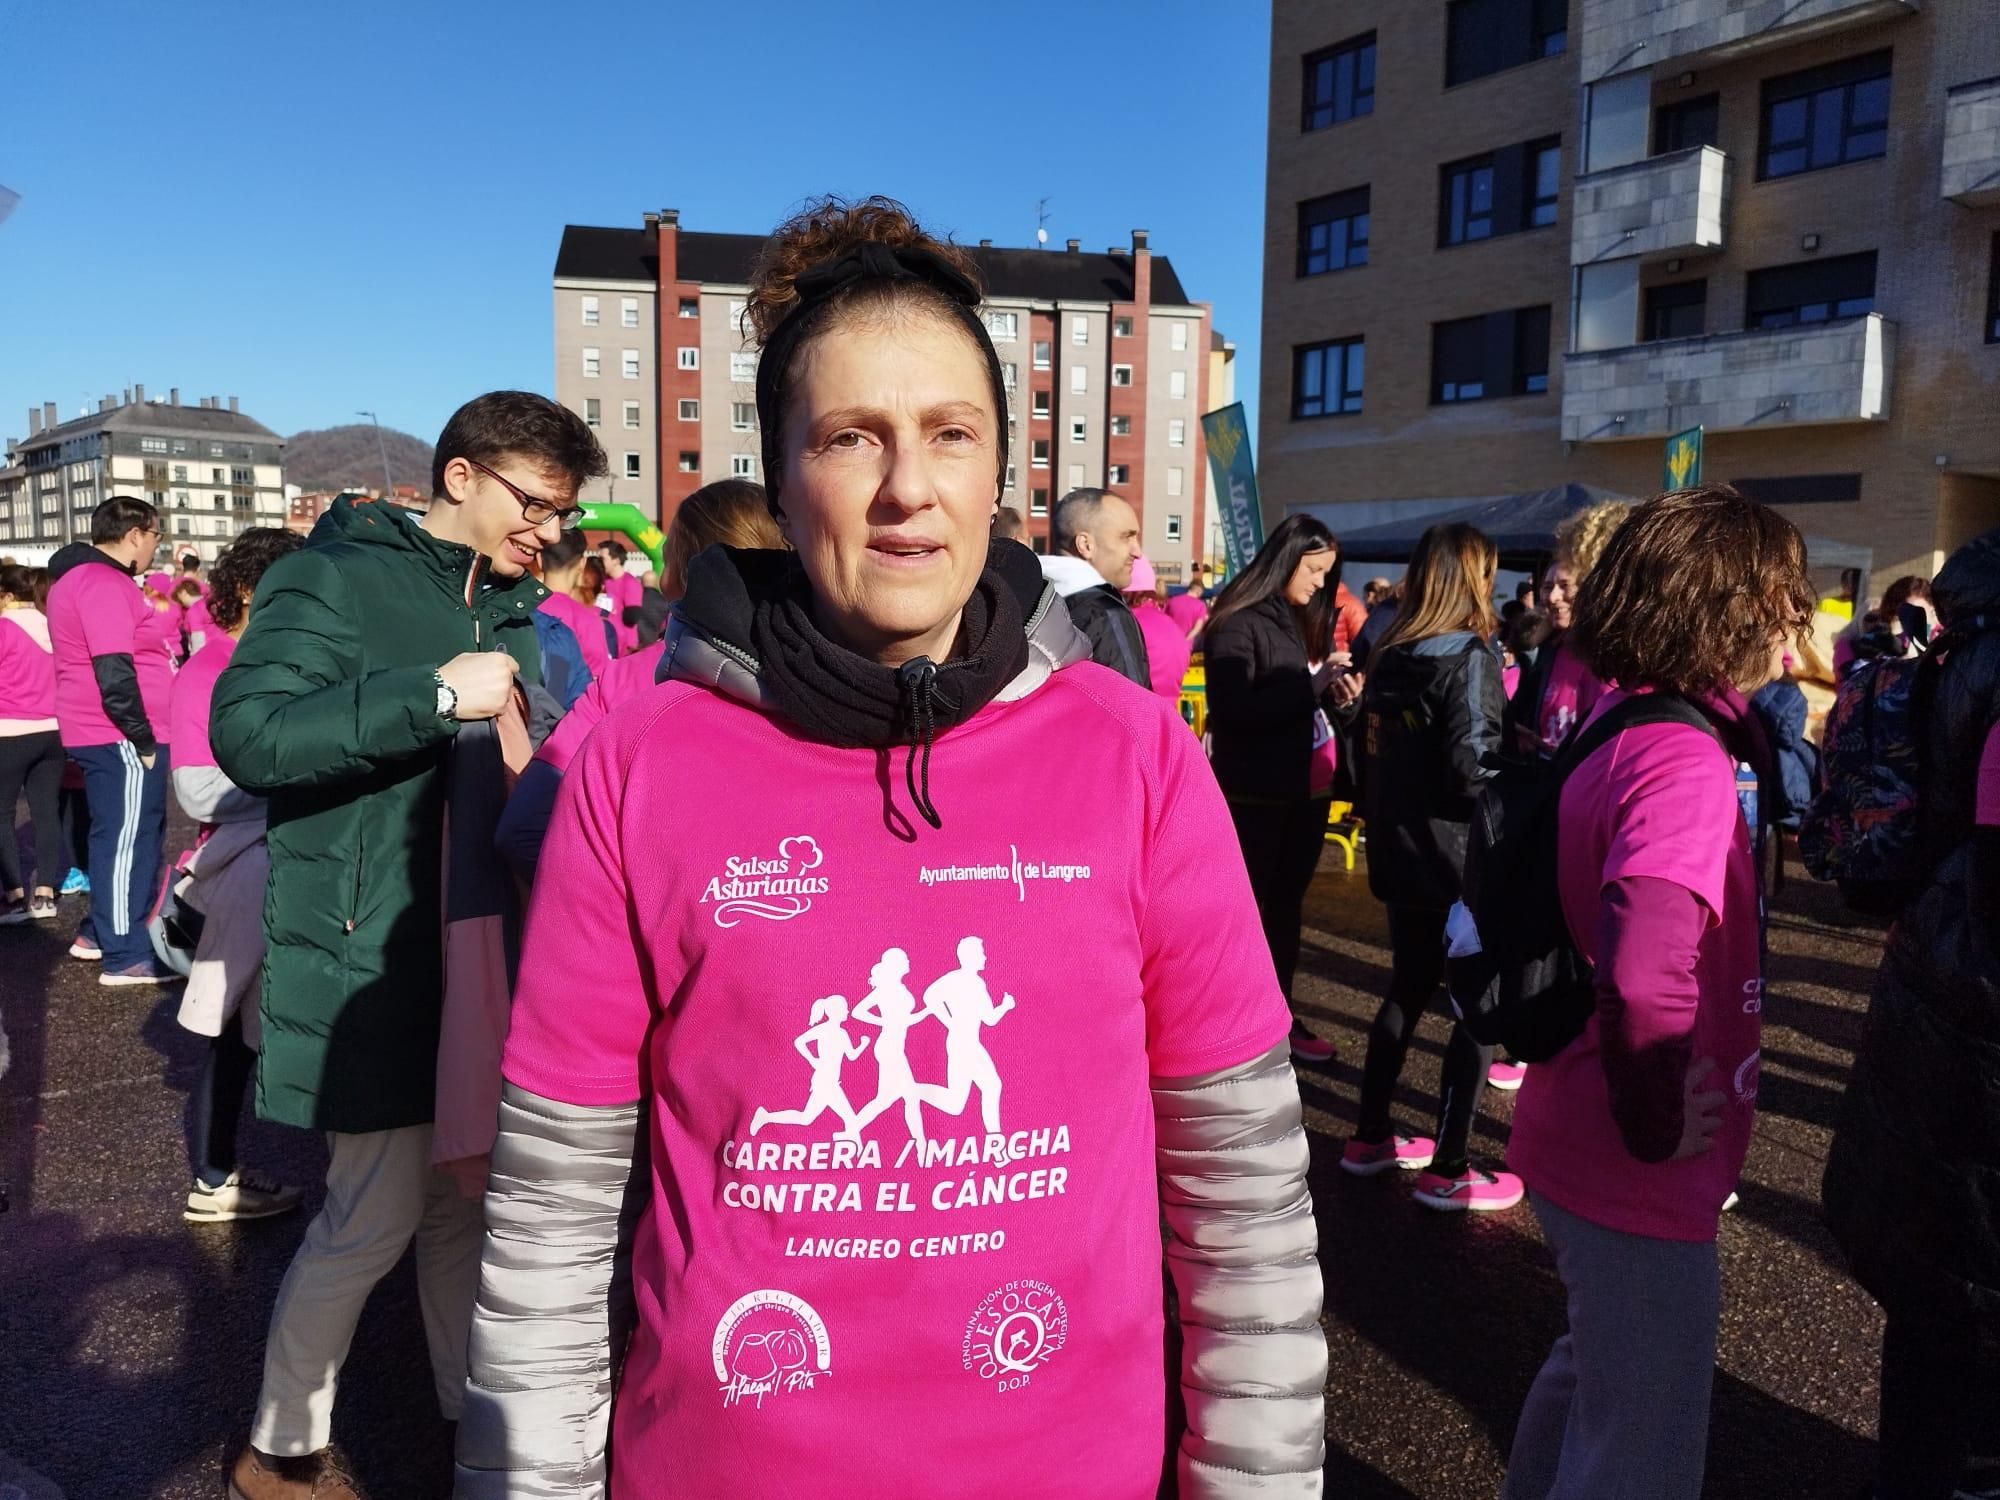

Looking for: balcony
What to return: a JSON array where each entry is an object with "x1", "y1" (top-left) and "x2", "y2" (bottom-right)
[
  {"x1": 1581, "y1": 0, "x2": 1917, "y2": 83},
  {"x1": 1943, "y1": 77, "x2": 2000, "y2": 208},
  {"x1": 1561, "y1": 314, "x2": 1894, "y2": 443},
  {"x1": 1572, "y1": 146, "x2": 1730, "y2": 267}
]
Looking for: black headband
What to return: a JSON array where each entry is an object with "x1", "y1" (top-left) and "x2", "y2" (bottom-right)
[{"x1": 754, "y1": 242, "x2": 1008, "y2": 510}]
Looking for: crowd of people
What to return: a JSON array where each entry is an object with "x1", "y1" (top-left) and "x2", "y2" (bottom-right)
[{"x1": 3, "y1": 194, "x2": 1994, "y2": 1500}]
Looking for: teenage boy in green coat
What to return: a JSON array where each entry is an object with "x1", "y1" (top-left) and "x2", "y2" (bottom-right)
[{"x1": 212, "y1": 390, "x2": 606, "y2": 1499}]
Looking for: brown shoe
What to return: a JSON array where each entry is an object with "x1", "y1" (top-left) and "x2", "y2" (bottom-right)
[{"x1": 227, "y1": 1445, "x2": 367, "y2": 1500}]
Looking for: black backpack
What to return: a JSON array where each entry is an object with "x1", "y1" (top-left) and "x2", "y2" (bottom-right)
[{"x1": 1446, "y1": 694, "x2": 1720, "y2": 1062}]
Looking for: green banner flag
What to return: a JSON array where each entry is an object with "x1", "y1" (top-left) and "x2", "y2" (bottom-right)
[
  {"x1": 1664, "y1": 425, "x2": 1703, "y2": 490},
  {"x1": 1201, "y1": 402, "x2": 1264, "y2": 574}
]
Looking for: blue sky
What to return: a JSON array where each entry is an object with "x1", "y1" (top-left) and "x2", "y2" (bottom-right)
[{"x1": 2, "y1": 0, "x2": 1270, "y2": 452}]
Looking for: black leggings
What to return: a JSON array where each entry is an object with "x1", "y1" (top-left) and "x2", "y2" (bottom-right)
[
  {"x1": 1877, "y1": 1305, "x2": 1999, "y2": 1500},
  {"x1": 1227, "y1": 797, "x2": 1330, "y2": 1004},
  {"x1": 186, "y1": 1014, "x2": 257, "y2": 1186},
  {"x1": 1355, "y1": 903, "x2": 1494, "y2": 1177},
  {"x1": 0, "y1": 730, "x2": 66, "y2": 894}
]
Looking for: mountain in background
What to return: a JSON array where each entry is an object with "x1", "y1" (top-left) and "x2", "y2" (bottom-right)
[{"x1": 284, "y1": 423, "x2": 434, "y2": 493}]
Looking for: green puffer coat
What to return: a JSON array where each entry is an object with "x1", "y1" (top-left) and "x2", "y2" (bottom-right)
[{"x1": 211, "y1": 498, "x2": 546, "y2": 1132}]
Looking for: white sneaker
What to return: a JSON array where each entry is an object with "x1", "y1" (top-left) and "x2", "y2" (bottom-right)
[{"x1": 184, "y1": 1168, "x2": 304, "y2": 1223}]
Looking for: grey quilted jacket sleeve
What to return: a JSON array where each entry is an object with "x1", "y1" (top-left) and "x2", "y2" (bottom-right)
[
  {"x1": 455, "y1": 1083, "x2": 641, "y2": 1500},
  {"x1": 1153, "y1": 1040, "x2": 1327, "y2": 1498}
]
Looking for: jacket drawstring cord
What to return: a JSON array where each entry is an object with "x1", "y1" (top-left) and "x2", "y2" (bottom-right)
[{"x1": 897, "y1": 657, "x2": 943, "y2": 831}]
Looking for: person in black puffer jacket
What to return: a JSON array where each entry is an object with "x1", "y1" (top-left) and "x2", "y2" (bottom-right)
[
  {"x1": 1345, "y1": 522, "x2": 1520, "y2": 1212},
  {"x1": 1205, "y1": 514, "x2": 1355, "y2": 1064},
  {"x1": 1823, "y1": 527, "x2": 2000, "y2": 1500}
]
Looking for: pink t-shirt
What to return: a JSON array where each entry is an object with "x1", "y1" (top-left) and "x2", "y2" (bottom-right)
[
  {"x1": 1535, "y1": 640, "x2": 1607, "y2": 754},
  {"x1": 535, "y1": 640, "x2": 664, "y2": 775},
  {"x1": 1133, "y1": 603, "x2": 1192, "y2": 704},
  {"x1": 505, "y1": 664, "x2": 1290, "y2": 1498},
  {"x1": 605, "y1": 569, "x2": 644, "y2": 653},
  {"x1": 540, "y1": 593, "x2": 613, "y2": 681},
  {"x1": 0, "y1": 610, "x2": 57, "y2": 731},
  {"x1": 184, "y1": 595, "x2": 215, "y2": 651},
  {"x1": 1508, "y1": 693, "x2": 1761, "y2": 1242},
  {"x1": 1163, "y1": 593, "x2": 1207, "y2": 638},
  {"x1": 48, "y1": 557, "x2": 176, "y2": 748},
  {"x1": 170, "y1": 634, "x2": 234, "y2": 771}
]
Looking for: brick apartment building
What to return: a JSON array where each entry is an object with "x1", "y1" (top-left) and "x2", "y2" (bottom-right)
[
  {"x1": 553, "y1": 213, "x2": 1225, "y2": 578},
  {"x1": 2, "y1": 387, "x2": 287, "y2": 563},
  {"x1": 1260, "y1": 0, "x2": 2000, "y2": 583}
]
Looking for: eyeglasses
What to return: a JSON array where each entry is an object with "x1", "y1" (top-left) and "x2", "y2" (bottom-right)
[{"x1": 464, "y1": 458, "x2": 584, "y2": 532}]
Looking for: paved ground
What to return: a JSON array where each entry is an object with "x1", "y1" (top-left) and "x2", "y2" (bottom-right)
[{"x1": 0, "y1": 841, "x2": 1890, "y2": 1498}]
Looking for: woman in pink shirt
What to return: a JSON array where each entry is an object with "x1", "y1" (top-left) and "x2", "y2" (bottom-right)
[
  {"x1": 1506, "y1": 499, "x2": 1628, "y2": 757},
  {"x1": 1503, "y1": 488, "x2": 1812, "y2": 1500},
  {"x1": 459, "y1": 197, "x2": 1325, "y2": 1499},
  {"x1": 535, "y1": 530, "x2": 615, "y2": 680},
  {"x1": 1125, "y1": 557, "x2": 1191, "y2": 705},
  {"x1": 0, "y1": 564, "x2": 65, "y2": 922}
]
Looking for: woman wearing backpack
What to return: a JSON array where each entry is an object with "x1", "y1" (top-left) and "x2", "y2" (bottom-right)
[
  {"x1": 1345, "y1": 522, "x2": 1521, "y2": 1210},
  {"x1": 1823, "y1": 529, "x2": 2000, "y2": 1500},
  {"x1": 1502, "y1": 487, "x2": 1812, "y2": 1500}
]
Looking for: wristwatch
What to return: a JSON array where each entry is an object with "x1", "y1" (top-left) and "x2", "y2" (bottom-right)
[{"x1": 433, "y1": 669, "x2": 458, "y2": 721}]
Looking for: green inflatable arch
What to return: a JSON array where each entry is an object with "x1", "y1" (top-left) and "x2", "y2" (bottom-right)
[{"x1": 577, "y1": 501, "x2": 666, "y2": 575}]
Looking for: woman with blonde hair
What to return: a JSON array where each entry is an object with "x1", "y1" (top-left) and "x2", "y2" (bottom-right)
[
  {"x1": 1345, "y1": 522, "x2": 1521, "y2": 1210},
  {"x1": 1509, "y1": 499, "x2": 1629, "y2": 755}
]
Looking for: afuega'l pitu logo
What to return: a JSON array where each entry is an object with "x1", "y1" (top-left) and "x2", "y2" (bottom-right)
[
  {"x1": 702, "y1": 835, "x2": 829, "y2": 927},
  {"x1": 712, "y1": 1288, "x2": 832, "y2": 1409}
]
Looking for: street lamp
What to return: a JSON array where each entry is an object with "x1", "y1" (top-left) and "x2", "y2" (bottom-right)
[{"x1": 355, "y1": 410, "x2": 393, "y2": 499}]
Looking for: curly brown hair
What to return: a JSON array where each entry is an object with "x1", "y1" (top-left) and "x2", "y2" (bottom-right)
[
  {"x1": 745, "y1": 196, "x2": 1005, "y2": 508},
  {"x1": 207, "y1": 526, "x2": 304, "y2": 632},
  {"x1": 1570, "y1": 486, "x2": 1814, "y2": 697},
  {"x1": 1552, "y1": 499, "x2": 1630, "y2": 581}
]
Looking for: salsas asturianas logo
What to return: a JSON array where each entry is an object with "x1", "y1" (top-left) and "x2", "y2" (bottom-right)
[
  {"x1": 702, "y1": 835, "x2": 829, "y2": 928},
  {"x1": 712, "y1": 1288, "x2": 831, "y2": 1409}
]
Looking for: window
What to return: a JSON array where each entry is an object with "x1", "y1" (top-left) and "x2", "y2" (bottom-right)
[
  {"x1": 984, "y1": 310, "x2": 1019, "y2": 342},
  {"x1": 209, "y1": 444, "x2": 225, "y2": 457},
  {"x1": 1987, "y1": 235, "x2": 2000, "y2": 343},
  {"x1": 1030, "y1": 488, "x2": 1049, "y2": 517},
  {"x1": 1111, "y1": 414, "x2": 1131, "y2": 436},
  {"x1": 1745, "y1": 251, "x2": 1877, "y2": 328},
  {"x1": 1171, "y1": 321, "x2": 1189, "y2": 352},
  {"x1": 1299, "y1": 186, "x2": 1371, "y2": 275},
  {"x1": 732, "y1": 454, "x2": 757, "y2": 479},
  {"x1": 1069, "y1": 463, "x2": 1087, "y2": 489},
  {"x1": 729, "y1": 299, "x2": 748, "y2": 333},
  {"x1": 1112, "y1": 364, "x2": 1133, "y2": 387},
  {"x1": 1032, "y1": 390, "x2": 1051, "y2": 418},
  {"x1": 1302, "y1": 32, "x2": 1376, "y2": 130},
  {"x1": 731, "y1": 401, "x2": 756, "y2": 431},
  {"x1": 678, "y1": 452, "x2": 699, "y2": 473},
  {"x1": 1731, "y1": 474, "x2": 1863, "y2": 506},
  {"x1": 1070, "y1": 417, "x2": 1087, "y2": 444},
  {"x1": 1032, "y1": 340, "x2": 1052, "y2": 370},
  {"x1": 1644, "y1": 280, "x2": 1708, "y2": 341},
  {"x1": 624, "y1": 400, "x2": 642, "y2": 429},
  {"x1": 1166, "y1": 467, "x2": 1184, "y2": 498},
  {"x1": 678, "y1": 298, "x2": 698, "y2": 318},
  {"x1": 1071, "y1": 366, "x2": 1087, "y2": 395},
  {"x1": 1169, "y1": 370, "x2": 1187, "y2": 399},
  {"x1": 675, "y1": 347, "x2": 698, "y2": 372},
  {"x1": 1430, "y1": 306, "x2": 1550, "y2": 402},
  {"x1": 1072, "y1": 316, "x2": 1089, "y2": 346},
  {"x1": 1108, "y1": 464, "x2": 1129, "y2": 485},
  {"x1": 1114, "y1": 316, "x2": 1133, "y2": 338},
  {"x1": 172, "y1": 440, "x2": 187, "y2": 454},
  {"x1": 140, "y1": 437, "x2": 168, "y2": 454},
  {"x1": 1293, "y1": 338, "x2": 1365, "y2": 418},
  {"x1": 582, "y1": 399, "x2": 601, "y2": 428},
  {"x1": 1005, "y1": 464, "x2": 1017, "y2": 490},
  {"x1": 1655, "y1": 93, "x2": 1722, "y2": 154},
  {"x1": 1169, "y1": 418, "x2": 1186, "y2": 447},
  {"x1": 730, "y1": 352, "x2": 758, "y2": 383},
  {"x1": 624, "y1": 452, "x2": 642, "y2": 479},
  {"x1": 212, "y1": 468, "x2": 225, "y2": 484},
  {"x1": 1446, "y1": 0, "x2": 1566, "y2": 87},
  {"x1": 172, "y1": 465, "x2": 188, "y2": 481},
  {"x1": 622, "y1": 350, "x2": 641, "y2": 379},
  {"x1": 622, "y1": 298, "x2": 639, "y2": 328},
  {"x1": 1760, "y1": 52, "x2": 1891, "y2": 180},
  {"x1": 1032, "y1": 439, "x2": 1050, "y2": 469},
  {"x1": 1441, "y1": 137, "x2": 1560, "y2": 246},
  {"x1": 1166, "y1": 514, "x2": 1184, "y2": 543},
  {"x1": 581, "y1": 296, "x2": 599, "y2": 325},
  {"x1": 582, "y1": 347, "x2": 601, "y2": 378},
  {"x1": 678, "y1": 398, "x2": 699, "y2": 421}
]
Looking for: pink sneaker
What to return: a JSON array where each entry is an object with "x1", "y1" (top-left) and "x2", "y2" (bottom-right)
[
  {"x1": 1412, "y1": 1166, "x2": 1525, "y2": 1213},
  {"x1": 1289, "y1": 1024, "x2": 1335, "y2": 1064},
  {"x1": 1488, "y1": 1061, "x2": 1528, "y2": 1091},
  {"x1": 1340, "y1": 1134, "x2": 1436, "y2": 1177}
]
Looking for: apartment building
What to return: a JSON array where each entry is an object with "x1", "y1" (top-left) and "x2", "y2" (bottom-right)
[
  {"x1": 553, "y1": 213, "x2": 1220, "y2": 577},
  {"x1": 4, "y1": 387, "x2": 287, "y2": 562},
  {"x1": 1260, "y1": 0, "x2": 2000, "y2": 582}
]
